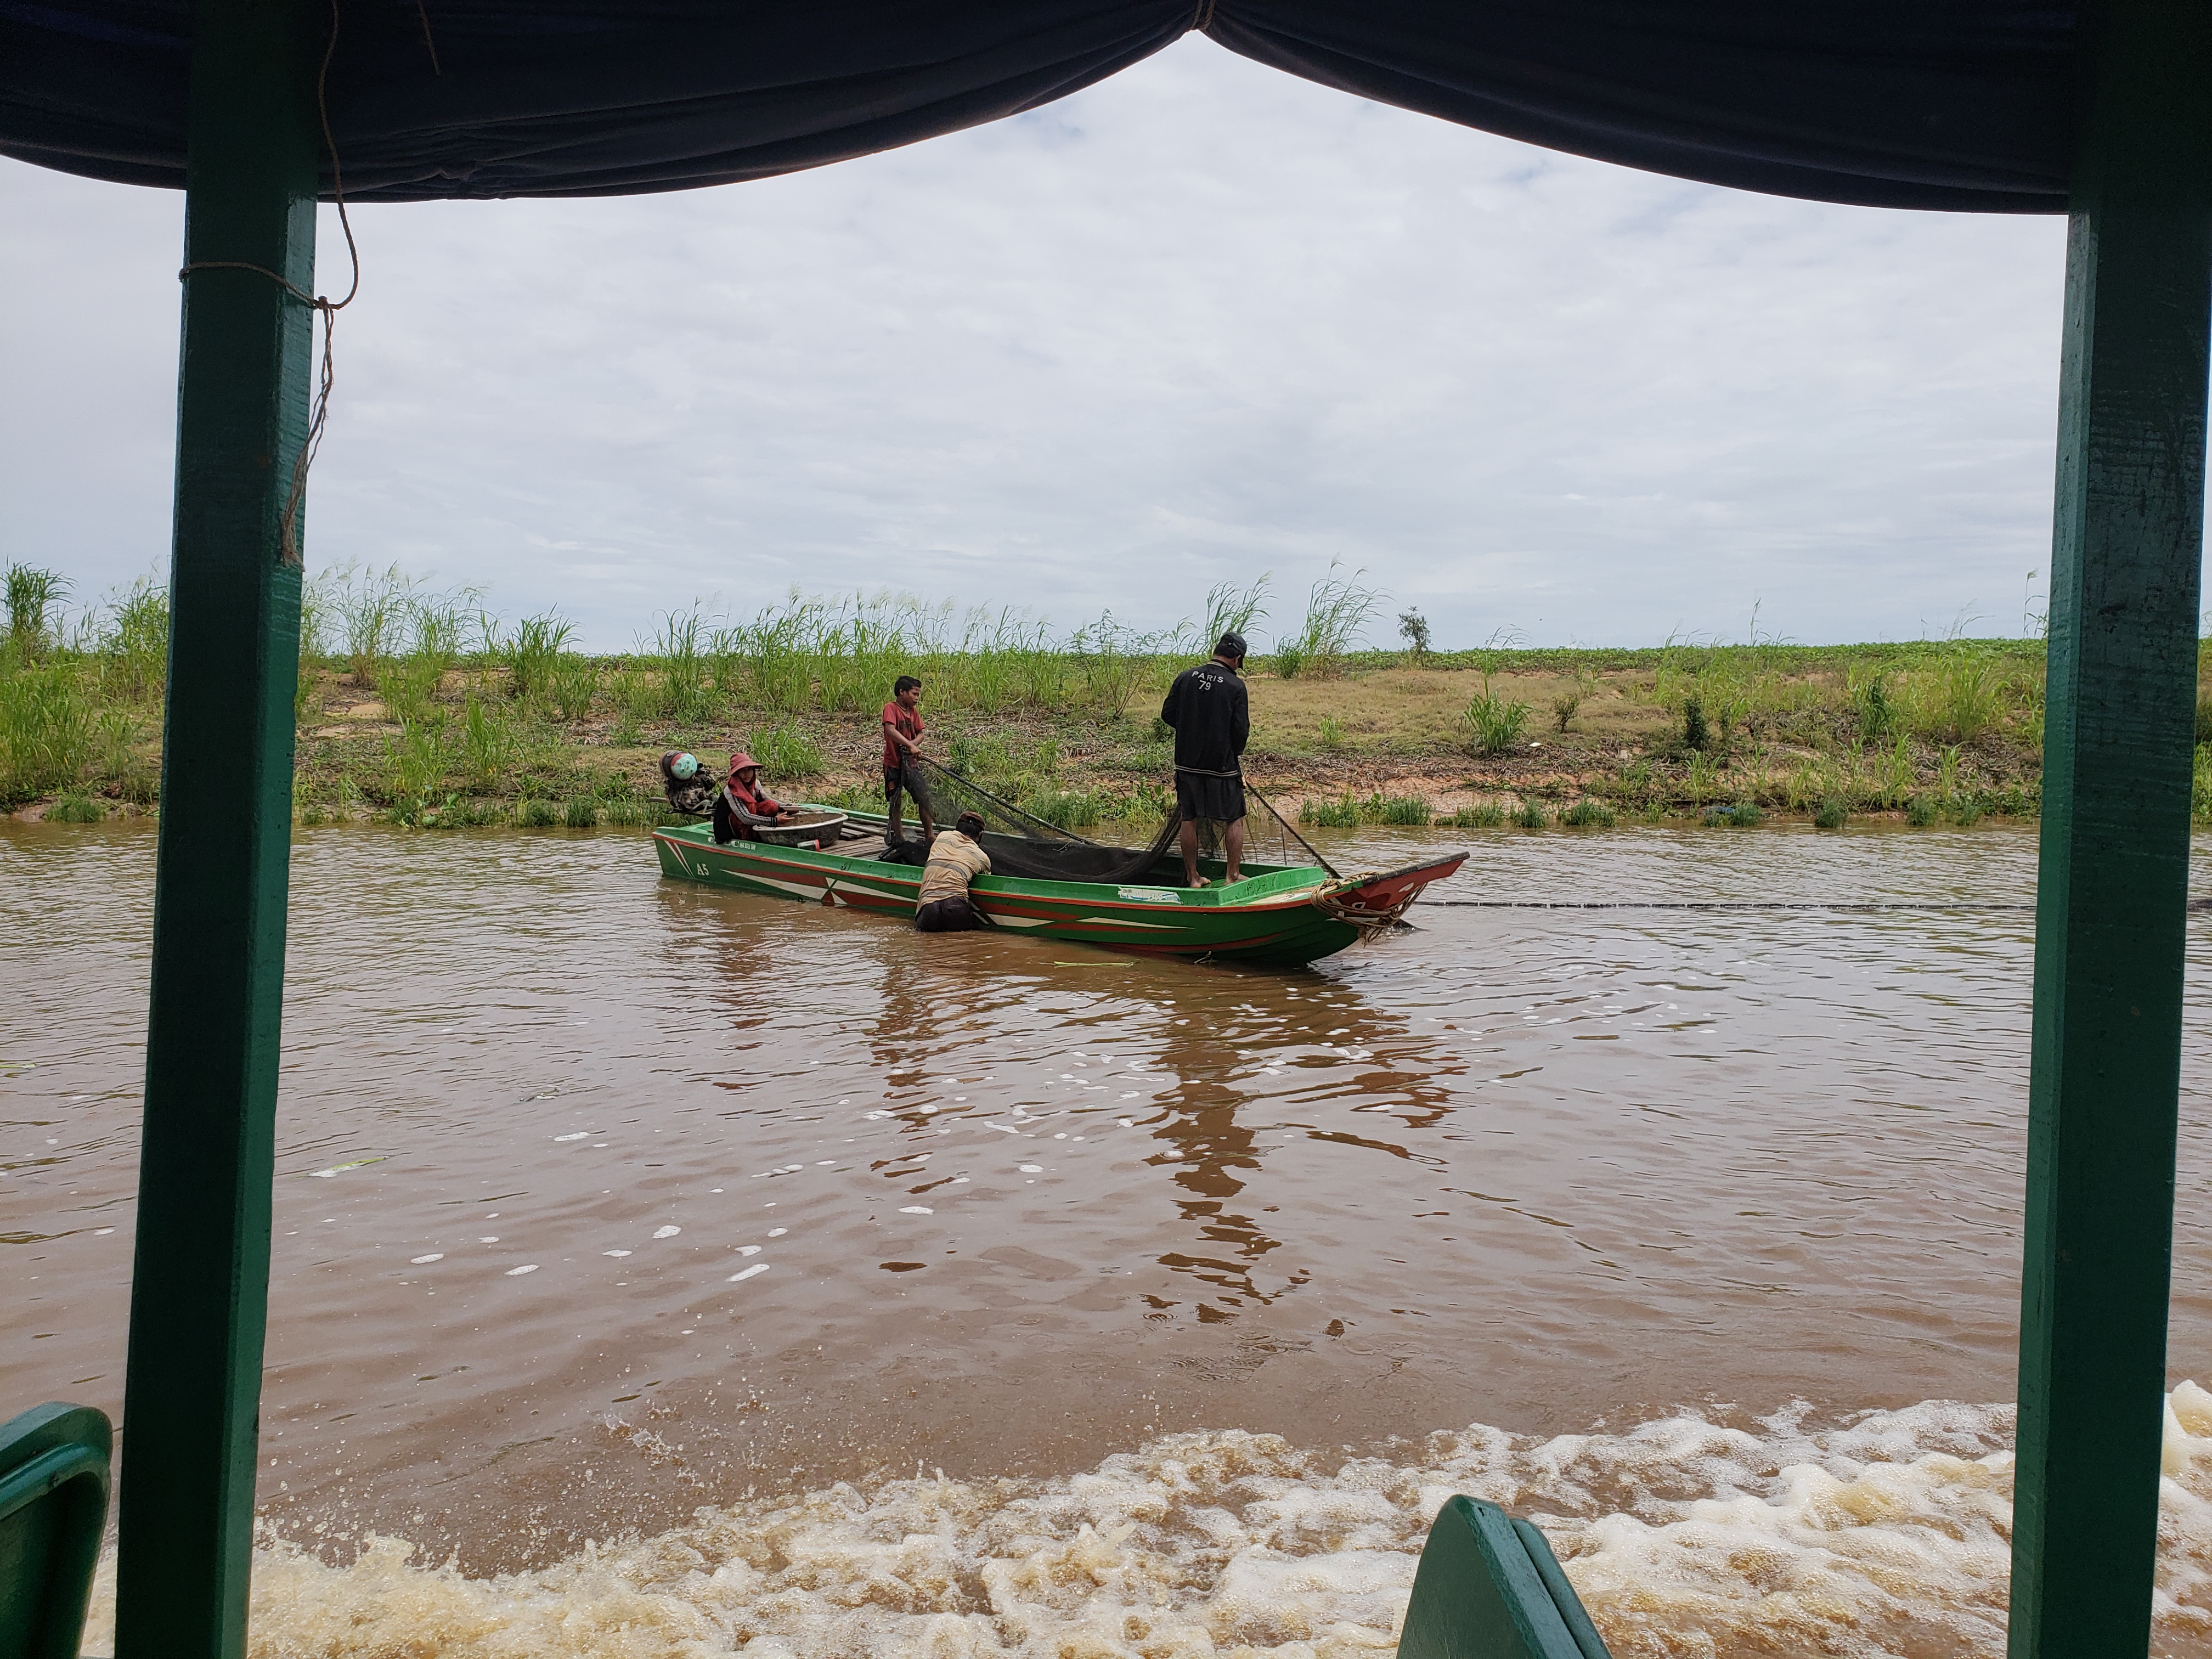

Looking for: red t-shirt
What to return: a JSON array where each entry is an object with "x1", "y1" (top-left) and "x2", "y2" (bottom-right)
[{"x1": 882, "y1": 700, "x2": 923, "y2": 769}]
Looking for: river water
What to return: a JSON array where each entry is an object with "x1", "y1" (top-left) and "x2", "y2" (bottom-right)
[{"x1": 8, "y1": 819, "x2": 2212, "y2": 1657}]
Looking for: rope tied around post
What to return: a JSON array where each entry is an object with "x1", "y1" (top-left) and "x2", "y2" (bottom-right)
[{"x1": 176, "y1": 0, "x2": 360, "y2": 567}]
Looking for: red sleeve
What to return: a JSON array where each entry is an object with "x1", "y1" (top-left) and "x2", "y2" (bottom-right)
[{"x1": 881, "y1": 702, "x2": 898, "y2": 727}]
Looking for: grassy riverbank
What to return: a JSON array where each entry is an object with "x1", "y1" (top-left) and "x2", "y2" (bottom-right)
[{"x1": 0, "y1": 565, "x2": 2095, "y2": 831}]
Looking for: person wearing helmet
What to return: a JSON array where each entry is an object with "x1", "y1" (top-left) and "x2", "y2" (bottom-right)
[
  {"x1": 1159, "y1": 631, "x2": 1250, "y2": 887},
  {"x1": 713, "y1": 751, "x2": 798, "y2": 844},
  {"x1": 659, "y1": 749, "x2": 718, "y2": 817}
]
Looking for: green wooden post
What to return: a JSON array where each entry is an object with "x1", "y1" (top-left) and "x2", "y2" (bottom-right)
[
  {"x1": 2008, "y1": 1, "x2": 2212, "y2": 1652},
  {"x1": 111, "y1": 0, "x2": 318, "y2": 1655}
]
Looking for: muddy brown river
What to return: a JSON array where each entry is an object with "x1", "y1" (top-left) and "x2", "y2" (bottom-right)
[{"x1": 8, "y1": 820, "x2": 2212, "y2": 1656}]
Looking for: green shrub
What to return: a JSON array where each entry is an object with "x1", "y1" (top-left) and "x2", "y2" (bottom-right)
[
  {"x1": 548, "y1": 653, "x2": 599, "y2": 723},
  {"x1": 1318, "y1": 715, "x2": 1347, "y2": 752},
  {"x1": 1448, "y1": 801, "x2": 1507, "y2": 828},
  {"x1": 1935, "y1": 650, "x2": 2004, "y2": 743},
  {"x1": 751, "y1": 723, "x2": 825, "y2": 780},
  {"x1": 1813, "y1": 797, "x2": 1849, "y2": 830},
  {"x1": 1378, "y1": 794, "x2": 1431, "y2": 826},
  {"x1": 1952, "y1": 794, "x2": 1985, "y2": 827},
  {"x1": 1703, "y1": 800, "x2": 1763, "y2": 827},
  {"x1": 1300, "y1": 793, "x2": 1362, "y2": 828},
  {"x1": 1271, "y1": 643, "x2": 1307, "y2": 680},
  {"x1": 603, "y1": 798, "x2": 645, "y2": 827},
  {"x1": 295, "y1": 656, "x2": 323, "y2": 726},
  {"x1": 1906, "y1": 793, "x2": 1939, "y2": 827},
  {"x1": 563, "y1": 797, "x2": 599, "y2": 828},
  {"x1": 1854, "y1": 672, "x2": 1896, "y2": 739},
  {"x1": 380, "y1": 653, "x2": 444, "y2": 724},
  {"x1": 1465, "y1": 691, "x2": 1532, "y2": 755},
  {"x1": 516, "y1": 798, "x2": 558, "y2": 827},
  {"x1": 1024, "y1": 786, "x2": 1104, "y2": 829},
  {"x1": 382, "y1": 717, "x2": 454, "y2": 812},
  {"x1": 1682, "y1": 696, "x2": 1713, "y2": 752},
  {"x1": 1560, "y1": 800, "x2": 1616, "y2": 828},
  {"x1": 48, "y1": 793, "x2": 103, "y2": 823},
  {"x1": 1512, "y1": 798, "x2": 1549, "y2": 830}
]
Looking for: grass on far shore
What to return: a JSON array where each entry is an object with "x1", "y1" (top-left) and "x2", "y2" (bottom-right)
[{"x1": 0, "y1": 562, "x2": 2172, "y2": 834}]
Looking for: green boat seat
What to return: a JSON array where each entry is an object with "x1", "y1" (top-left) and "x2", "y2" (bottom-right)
[
  {"x1": 0, "y1": 1401, "x2": 112, "y2": 1659},
  {"x1": 1398, "y1": 1496, "x2": 1611, "y2": 1659}
]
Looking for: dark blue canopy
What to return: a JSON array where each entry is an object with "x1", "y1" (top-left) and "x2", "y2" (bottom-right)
[{"x1": 1, "y1": 1, "x2": 2081, "y2": 210}]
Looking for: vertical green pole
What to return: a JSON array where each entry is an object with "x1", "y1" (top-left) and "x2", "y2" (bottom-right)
[
  {"x1": 111, "y1": 0, "x2": 317, "y2": 1655},
  {"x1": 2009, "y1": 1, "x2": 2212, "y2": 1653}
]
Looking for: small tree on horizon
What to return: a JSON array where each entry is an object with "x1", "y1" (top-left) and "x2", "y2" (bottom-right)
[{"x1": 1398, "y1": 608, "x2": 1431, "y2": 661}]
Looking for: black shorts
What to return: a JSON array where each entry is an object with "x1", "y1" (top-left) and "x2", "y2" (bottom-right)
[
  {"x1": 914, "y1": 896, "x2": 984, "y2": 932},
  {"x1": 884, "y1": 763, "x2": 932, "y2": 817},
  {"x1": 1175, "y1": 770, "x2": 1246, "y2": 824}
]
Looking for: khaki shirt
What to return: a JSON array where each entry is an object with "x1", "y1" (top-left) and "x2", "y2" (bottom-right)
[{"x1": 917, "y1": 831, "x2": 991, "y2": 906}]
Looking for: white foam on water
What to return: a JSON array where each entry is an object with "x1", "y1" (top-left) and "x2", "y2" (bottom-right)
[
  {"x1": 899, "y1": 1206, "x2": 934, "y2": 1216},
  {"x1": 654, "y1": 1226, "x2": 682, "y2": 1239},
  {"x1": 409, "y1": 1254, "x2": 443, "y2": 1265},
  {"x1": 734, "y1": 1246, "x2": 762, "y2": 1257},
  {"x1": 503, "y1": 1265, "x2": 538, "y2": 1277},
  {"x1": 727, "y1": 1263, "x2": 770, "y2": 1283},
  {"x1": 76, "y1": 1386, "x2": 2212, "y2": 1657}
]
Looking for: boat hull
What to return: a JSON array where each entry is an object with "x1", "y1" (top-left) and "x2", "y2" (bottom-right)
[{"x1": 652, "y1": 820, "x2": 1464, "y2": 967}]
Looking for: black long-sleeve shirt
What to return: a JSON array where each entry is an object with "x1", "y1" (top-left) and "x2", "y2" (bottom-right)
[{"x1": 1160, "y1": 660, "x2": 1249, "y2": 774}]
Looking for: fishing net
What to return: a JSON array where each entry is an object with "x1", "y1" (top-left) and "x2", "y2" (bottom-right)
[{"x1": 902, "y1": 755, "x2": 1333, "y2": 883}]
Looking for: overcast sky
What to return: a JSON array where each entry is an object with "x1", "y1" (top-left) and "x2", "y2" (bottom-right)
[{"x1": 2, "y1": 34, "x2": 2081, "y2": 653}]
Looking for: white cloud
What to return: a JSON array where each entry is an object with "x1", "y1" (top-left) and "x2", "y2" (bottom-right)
[{"x1": 2, "y1": 36, "x2": 2076, "y2": 651}]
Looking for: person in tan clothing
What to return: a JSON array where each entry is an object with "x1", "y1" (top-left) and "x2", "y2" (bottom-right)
[{"x1": 915, "y1": 812, "x2": 991, "y2": 932}]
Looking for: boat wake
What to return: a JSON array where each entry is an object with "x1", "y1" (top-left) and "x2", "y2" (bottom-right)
[{"x1": 81, "y1": 1386, "x2": 2212, "y2": 1657}]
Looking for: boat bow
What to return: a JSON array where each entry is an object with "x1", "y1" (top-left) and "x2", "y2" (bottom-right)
[{"x1": 1311, "y1": 853, "x2": 1468, "y2": 933}]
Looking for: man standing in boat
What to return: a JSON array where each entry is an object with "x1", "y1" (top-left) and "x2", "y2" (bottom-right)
[
  {"x1": 881, "y1": 675, "x2": 938, "y2": 847},
  {"x1": 1160, "y1": 631, "x2": 1249, "y2": 888}
]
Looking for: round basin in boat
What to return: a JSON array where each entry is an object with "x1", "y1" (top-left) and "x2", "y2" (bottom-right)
[{"x1": 754, "y1": 809, "x2": 848, "y2": 847}]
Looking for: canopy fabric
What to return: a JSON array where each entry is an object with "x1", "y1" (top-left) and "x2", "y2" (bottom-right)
[{"x1": 1, "y1": 1, "x2": 2083, "y2": 211}]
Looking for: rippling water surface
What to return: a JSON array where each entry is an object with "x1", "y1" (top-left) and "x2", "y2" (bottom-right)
[{"x1": 8, "y1": 819, "x2": 2212, "y2": 1656}]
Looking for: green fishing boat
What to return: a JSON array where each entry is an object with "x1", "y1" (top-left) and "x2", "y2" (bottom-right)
[{"x1": 652, "y1": 805, "x2": 1464, "y2": 967}]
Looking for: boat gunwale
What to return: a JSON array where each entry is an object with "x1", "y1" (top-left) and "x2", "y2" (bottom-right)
[{"x1": 650, "y1": 820, "x2": 1339, "y2": 915}]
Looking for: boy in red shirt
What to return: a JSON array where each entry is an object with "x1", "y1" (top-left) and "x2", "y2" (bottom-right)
[{"x1": 881, "y1": 676, "x2": 936, "y2": 845}]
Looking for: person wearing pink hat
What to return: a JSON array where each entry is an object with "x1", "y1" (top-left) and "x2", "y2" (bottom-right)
[{"x1": 713, "y1": 751, "x2": 797, "y2": 844}]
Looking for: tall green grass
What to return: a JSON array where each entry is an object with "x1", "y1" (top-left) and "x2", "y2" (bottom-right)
[
  {"x1": 1271, "y1": 563, "x2": 1381, "y2": 680},
  {"x1": 1465, "y1": 690, "x2": 1531, "y2": 755},
  {"x1": 98, "y1": 577, "x2": 169, "y2": 699},
  {"x1": 1, "y1": 664, "x2": 97, "y2": 807},
  {"x1": 490, "y1": 612, "x2": 574, "y2": 703},
  {"x1": 5, "y1": 563, "x2": 70, "y2": 663}
]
